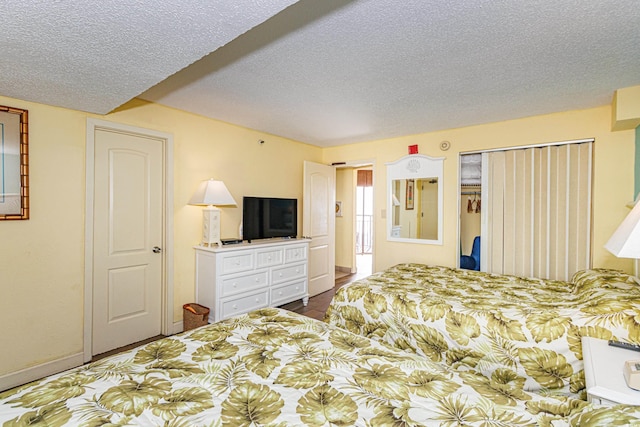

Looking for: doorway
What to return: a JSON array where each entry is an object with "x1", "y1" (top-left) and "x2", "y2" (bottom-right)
[
  {"x1": 84, "y1": 119, "x2": 174, "y2": 362},
  {"x1": 355, "y1": 169, "x2": 373, "y2": 277},
  {"x1": 459, "y1": 154, "x2": 482, "y2": 270},
  {"x1": 335, "y1": 164, "x2": 374, "y2": 281},
  {"x1": 459, "y1": 139, "x2": 594, "y2": 280}
]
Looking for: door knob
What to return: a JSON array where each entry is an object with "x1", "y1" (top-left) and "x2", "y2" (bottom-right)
[{"x1": 152, "y1": 246, "x2": 162, "y2": 253}]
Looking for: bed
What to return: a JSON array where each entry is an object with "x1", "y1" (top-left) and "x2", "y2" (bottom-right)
[
  {"x1": 325, "y1": 264, "x2": 640, "y2": 398},
  {"x1": 2, "y1": 308, "x2": 640, "y2": 426}
]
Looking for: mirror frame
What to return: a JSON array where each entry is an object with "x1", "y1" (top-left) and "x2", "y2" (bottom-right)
[{"x1": 386, "y1": 154, "x2": 444, "y2": 245}]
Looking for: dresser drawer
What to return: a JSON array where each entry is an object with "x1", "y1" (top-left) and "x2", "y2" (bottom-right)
[
  {"x1": 220, "y1": 291, "x2": 268, "y2": 319},
  {"x1": 256, "y1": 248, "x2": 283, "y2": 268},
  {"x1": 195, "y1": 240, "x2": 309, "y2": 322},
  {"x1": 271, "y1": 280, "x2": 307, "y2": 306},
  {"x1": 220, "y1": 251, "x2": 254, "y2": 275},
  {"x1": 284, "y1": 244, "x2": 307, "y2": 263},
  {"x1": 272, "y1": 262, "x2": 307, "y2": 285},
  {"x1": 221, "y1": 271, "x2": 268, "y2": 297}
]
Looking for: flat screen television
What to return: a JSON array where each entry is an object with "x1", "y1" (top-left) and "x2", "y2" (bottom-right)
[{"x1": 242, "y1": 196, "x2": 297, "y2": 242}]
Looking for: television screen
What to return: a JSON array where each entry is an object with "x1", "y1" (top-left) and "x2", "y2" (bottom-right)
[{"x1": 242, "y1": 197, "x2": 297, "y2": 242}]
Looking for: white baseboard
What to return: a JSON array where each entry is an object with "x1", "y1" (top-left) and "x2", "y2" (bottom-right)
[
  {"x1": 1, "y1": 323, "x2": 189, "y2": 392},
  {"x1": 173, "y1": 320, "x2": 184, "y2": 335},
  {"x1": 0, "y1": 352, "x2": 84, "y2": 392}
]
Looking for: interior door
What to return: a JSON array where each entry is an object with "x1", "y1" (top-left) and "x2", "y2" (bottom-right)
[
  {"x1": 303, "y1": 161, "x2": 336, "y2": 297},
  {"x1": 92, "y1": 128, "x2": 164, "y2": 355}
]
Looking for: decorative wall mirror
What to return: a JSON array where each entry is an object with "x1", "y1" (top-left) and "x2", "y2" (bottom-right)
[
  {"x1": 0, "y1": 105, "x2": 29, "y2": 220},
  {"x1": 386, "y1": 154, "x2": 444, "y2": 244}
]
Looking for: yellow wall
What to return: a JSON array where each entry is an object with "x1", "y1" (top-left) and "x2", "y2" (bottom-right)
[
  {"x1": 1, "y1": 99, "x2": 87, "y2": 376},
  {"x1": 612, "y1": 85, "x2": 640, "y2": 131},
  {"x1": 397, "y1": 179, "x2": 418, "y2": 238},
  {"x1": 323, "y1": 105, "x2": 636, "y2": 274},
  {"x1": 0, "y1": 96, "x2": 322, "y2": 377},
  {"x1": 335, "y1": 168, "x2": 355, "y2": 271}
]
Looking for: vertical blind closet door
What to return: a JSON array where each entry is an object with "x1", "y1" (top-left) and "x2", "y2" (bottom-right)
[{"x1": 483, "y1": 141, "x2": 592, "y2": 281}]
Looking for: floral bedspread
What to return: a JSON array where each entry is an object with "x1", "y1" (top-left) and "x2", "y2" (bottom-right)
[
  {"x1": 325, "y1": 264, "x2": 640, "y2": 398},
  {"x1": 3, "y1": 308, "x2": 640, "y2": 426}
]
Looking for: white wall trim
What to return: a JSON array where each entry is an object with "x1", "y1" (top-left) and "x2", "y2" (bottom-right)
[
  {"x1": 0, "y1": 352, "x2": 84, "y2": 392},
  {"x1": 173, "y1": 321, "x2": 185, "y2": 335},
  {"x1": 84, "y1": 118, "x2": 175, "y2": 363}
]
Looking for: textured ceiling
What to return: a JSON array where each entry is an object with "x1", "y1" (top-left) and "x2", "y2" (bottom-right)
[
  {"x1": 2, "y1": 1, "x2": 640, "y2": 147},
  {"x1": 0, "y1": 0, "x2": 298, "y2": 114}
]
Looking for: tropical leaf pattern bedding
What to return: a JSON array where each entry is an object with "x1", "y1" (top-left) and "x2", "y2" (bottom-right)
[
  {"x1": 325, "y1": 264, "x2": 640, "y2": 398},
  {"x1": 3, "y1": 308, "x2": 640, "y2": 426}
]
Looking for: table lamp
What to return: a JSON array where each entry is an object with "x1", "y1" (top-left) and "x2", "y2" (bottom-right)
[
  {"x1": 605, "y1": 200, "x2": 640, "y2": 259},
  {"x1": 605, "y1": 199, "x2": 640, "y2": 277},
  {"x1": 189, "y1": 179, "x2": 237, "y2": 247}
]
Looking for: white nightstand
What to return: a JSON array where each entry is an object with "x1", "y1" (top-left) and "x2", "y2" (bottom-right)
[{"x1": 582, "y1": 337, "x2": 640, "y2": 406}]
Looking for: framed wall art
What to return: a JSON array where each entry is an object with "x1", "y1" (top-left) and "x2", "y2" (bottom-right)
[
  {"x1": 0, "y1": 105, "x2": 29, "y2": 220},
  {"x1": 406, "y1": 179, "x2": 414, "y2": 210}
]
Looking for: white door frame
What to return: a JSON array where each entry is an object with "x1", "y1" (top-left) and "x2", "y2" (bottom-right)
[
  {"x1": 84, "y1": 118, "x2": 174, "y2": 363},
  {"x1": 334, "y1": 159, "x2": 376, "y2": 272}
]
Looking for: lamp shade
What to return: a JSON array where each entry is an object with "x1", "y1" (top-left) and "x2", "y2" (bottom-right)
[
  {"x1": 605, "y1": 201, "x2": 640, "y2": 258},
  {"x1": 189, "y1": 179, "x2": 237, "y2": 207}
]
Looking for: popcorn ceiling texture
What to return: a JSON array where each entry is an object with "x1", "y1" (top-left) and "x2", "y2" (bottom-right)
[
  {"x1": 142, "y1": 0, "x2": 640, "y2": 146},
  {"x1": 0, "y1": 0, "x2": 297, "y2": 113},
  {"x1": 1, "y1": 0, "x2": 639, "y2": 146}
]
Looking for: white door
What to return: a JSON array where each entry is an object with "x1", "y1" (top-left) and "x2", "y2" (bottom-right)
[
  {"x1": 303, "y1": 161, "x2": 336, "y2": 297},
  {"x1": 91, "y1": 128, "x2": 164, "y2": 355}
]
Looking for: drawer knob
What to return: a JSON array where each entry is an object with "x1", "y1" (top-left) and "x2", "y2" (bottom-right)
[
  {"x1": 296, "y1": 269, "x2": 300, "y2": 273},
  {"x1": 232, "y1": 304, "x2": 237, "y2": 310},
  {"x1": 268, "y1": 256, "x2": 271, "y2": 260},
  {"x1": 295, "y1": 286, "x2": 299, "y2": 290},
  {"x1": 279, "y1": 273, "x2": 283, "y2": 277},
  {"x1": 255, "y1": 298, "x2": 260, "y2": 303},
  {"x1": 279, "y1": 291, "x2": 283, "y2": 295},
  {"x1": 255, "y1": 277, "x2": 259, "y2": 282},
  {"x1": 233, "y1": 283, "x2": 237, "y2": 288}
]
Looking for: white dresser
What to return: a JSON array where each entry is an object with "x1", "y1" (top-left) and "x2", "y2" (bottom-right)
[{"x1": 195, "y1": 239, "x2": 309, "y2": 322}]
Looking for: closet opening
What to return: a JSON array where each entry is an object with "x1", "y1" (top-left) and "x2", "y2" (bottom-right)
[
  {"x1": 459, "y1": 154, "x2": 482, "y2": 272},
  {"x1": 459, "y1": 138, "x2": 594, "y2": 281}
]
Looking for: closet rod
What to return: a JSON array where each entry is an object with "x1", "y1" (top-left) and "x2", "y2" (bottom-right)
[{"x1": 461, "y1": 191, "x2": 481, "y2": 195}]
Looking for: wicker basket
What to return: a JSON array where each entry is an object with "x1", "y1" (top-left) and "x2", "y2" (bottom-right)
[{"x1": 183, "y1": 303, "x2": 210, "y2": 331}]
